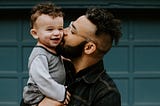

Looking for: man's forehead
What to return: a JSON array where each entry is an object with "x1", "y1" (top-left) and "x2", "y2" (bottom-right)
[
  {"x1": 76, "y1": 15, "x2": 89, "y2": 24},
  {"x1": 75, "y1": 15, "x2": 96, "y2": 33}
]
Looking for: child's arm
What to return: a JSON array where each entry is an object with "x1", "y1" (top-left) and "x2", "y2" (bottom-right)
[{"x1": 30, "y1": 55, "x2": 66, "y2": 102}]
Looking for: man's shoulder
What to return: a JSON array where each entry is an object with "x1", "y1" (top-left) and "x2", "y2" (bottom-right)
[
  {"x1": 63, "y1": 59, "x2": 73, "y2": 69},
  {"x1": 95, "y1": 72, "x2": 119, "y2": 93}
]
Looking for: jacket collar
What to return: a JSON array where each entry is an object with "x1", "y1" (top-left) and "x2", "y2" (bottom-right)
[{"x1": 75, "y1": 60, "x2": 105, "y2": 84}]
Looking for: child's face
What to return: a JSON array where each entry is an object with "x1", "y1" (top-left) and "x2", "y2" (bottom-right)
[{"x1": 31, "y1": 14, "x2": 63, "y2": 49}]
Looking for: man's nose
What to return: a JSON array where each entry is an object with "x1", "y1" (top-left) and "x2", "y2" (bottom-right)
[{"x1": 63, "y1": 27, "x2": 69, "y2": 36}]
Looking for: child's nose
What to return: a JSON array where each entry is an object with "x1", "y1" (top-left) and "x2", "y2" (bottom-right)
[{"x1": 53, "y1": 29, "x2": 60, "y2": 35}]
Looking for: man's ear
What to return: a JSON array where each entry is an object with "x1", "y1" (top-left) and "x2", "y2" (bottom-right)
[
  {"x1": 84, "y1": 42, "x2": 96, "y2": 54},
  {"x1": 30, "y1": 29, "x2": 38, "y2": 39}
]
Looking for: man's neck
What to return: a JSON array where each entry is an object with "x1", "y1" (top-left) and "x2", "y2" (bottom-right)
[{"x1": 71, "y1": 56, "x2": 100, "y2": 73}]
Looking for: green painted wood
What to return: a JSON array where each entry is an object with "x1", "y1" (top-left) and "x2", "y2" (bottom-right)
[
  {"x1": 0, "y1": 0, "x2": 160, "y2": 9},
  {"x1": 0, "y1": 2, "x2": 160, "y2": 106}
]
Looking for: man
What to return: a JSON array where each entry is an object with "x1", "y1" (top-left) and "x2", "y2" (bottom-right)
[{"x1": 39, "y1": 7, "x2": 122, "y2": 106}]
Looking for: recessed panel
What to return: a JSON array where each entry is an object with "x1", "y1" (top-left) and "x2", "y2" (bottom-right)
[
  {"x1": 104, "y1": 46, "x2": 129, "y2": 73},
  {"x1": 134, "y1": 47, "x2": 160, "y2": 72},
  {"x1": 134, "y1": 78, "x2": 160, "y2": 104},
  {"x1": 0, "y1": 47, "x2": 18, "y2": 72},
  {"x1": 0, "y1": 14, "x2": 19, "y2": 42},
  {"x1": 133, "y1": 15, "x2": 160, "y2": 40},
  {"x1": 0, "y1": 78, "x2": 18, "y2": 101}
]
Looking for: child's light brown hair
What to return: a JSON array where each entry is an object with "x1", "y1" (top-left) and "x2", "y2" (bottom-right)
[{"x1": 30, "y1": 2, "x2": 63, "y2": 29}]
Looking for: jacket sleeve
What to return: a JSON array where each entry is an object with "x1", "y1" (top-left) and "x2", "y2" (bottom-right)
[
  {"x1": 29, "y1": 55, "x2": 66, "y2": 102},
  {"x1": 93, "y1": 87, "x2": 121, "y2": 106}
]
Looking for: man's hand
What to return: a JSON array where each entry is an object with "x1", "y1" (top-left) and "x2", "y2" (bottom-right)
[
  {"x1": 38, "y1": 97, "x2": 64, "y2": 106},
  {"x1": 63, "y1": 91, "x2": 71, "y2": 105}
]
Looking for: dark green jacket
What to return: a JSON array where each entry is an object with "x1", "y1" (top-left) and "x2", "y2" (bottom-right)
[{"x1": 64, "y1": 60, "x2": 121, "y2": 106}]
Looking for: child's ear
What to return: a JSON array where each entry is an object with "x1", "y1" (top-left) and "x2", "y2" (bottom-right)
[
  {"x1": 84, "y1": 42, "x2": 96, "y2": 54},
  {"x1": 30, "y1": 29, "x2": 38, "y2": 39}
]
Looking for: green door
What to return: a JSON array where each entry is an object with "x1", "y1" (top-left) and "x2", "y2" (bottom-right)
[{"x1": 0, "y1": 4, "x2": 160, "y2": 106}]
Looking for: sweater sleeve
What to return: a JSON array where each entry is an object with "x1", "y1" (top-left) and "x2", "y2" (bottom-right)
[{"x1": 29, "y1": 55, "x2": 66, "y2": 102}]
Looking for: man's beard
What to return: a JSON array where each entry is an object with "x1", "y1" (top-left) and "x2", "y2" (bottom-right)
[{"x1": 56, "y1": 41, "x2": 87, "y2": 59}]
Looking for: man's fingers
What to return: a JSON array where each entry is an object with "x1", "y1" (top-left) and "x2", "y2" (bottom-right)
[
  {"x1": 64, "y1": 91, "x2": 71, "y2": 105},
  {"x1": 66, "y1": 91, "x2": 71, "y2": 101},
  {"x1": 38, "y1": 97, "x2": 63, "y2": 106}
]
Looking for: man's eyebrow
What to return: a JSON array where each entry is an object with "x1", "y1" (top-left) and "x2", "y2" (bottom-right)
[{"x1": 71, "y1": 22, "x2": 77, "y2": 30}]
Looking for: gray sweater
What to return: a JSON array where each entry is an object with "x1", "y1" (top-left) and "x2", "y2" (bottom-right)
[{"x1": 23, "y1": 46, "x2": 66, "y2": 104}]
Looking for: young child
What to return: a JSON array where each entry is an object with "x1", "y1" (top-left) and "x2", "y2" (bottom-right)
[{"x1": 22, "y1": 2, "x2": 70, "y2": 106}]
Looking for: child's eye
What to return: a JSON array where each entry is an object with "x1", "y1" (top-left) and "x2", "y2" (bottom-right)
[
  {"x1": 59, "y1": 28, "x2": 63, "y2": 31},
  {"x1": 47, "y1": 28, "x2": 53, "y2": 31}
]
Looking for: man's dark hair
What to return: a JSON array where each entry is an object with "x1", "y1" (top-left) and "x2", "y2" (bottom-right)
[
  {"x1": 86, "y1": 8, "x2": 122, "y2": 45},
  {"x1": 30, "y1": 2, "x2": 63, "y2": 28}
]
